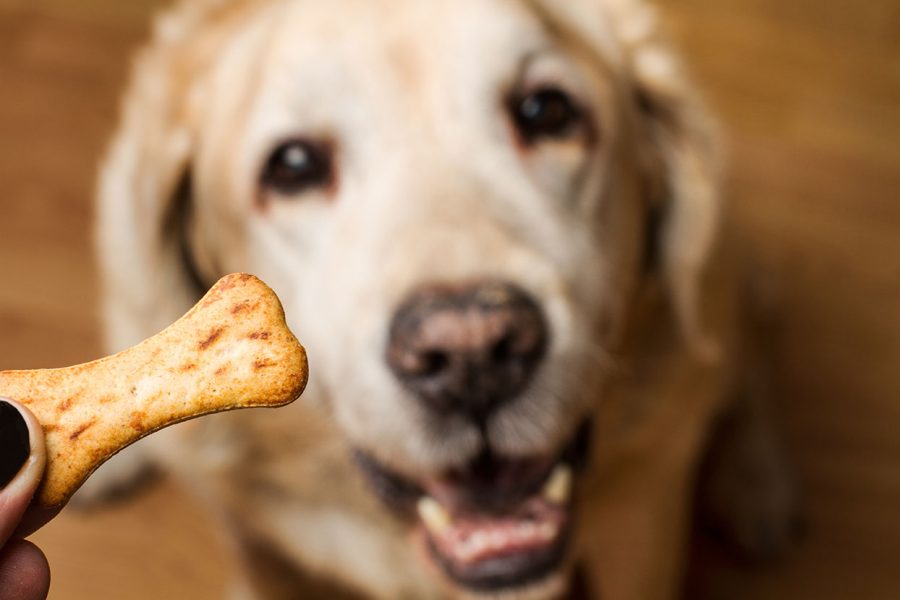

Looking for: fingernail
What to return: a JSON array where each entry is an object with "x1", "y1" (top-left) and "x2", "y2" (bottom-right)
[{"x1": 0, "y1": 400, "x2": 31, "y2": 489}]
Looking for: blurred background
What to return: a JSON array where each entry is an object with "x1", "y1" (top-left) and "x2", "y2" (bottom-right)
[{"x1": 1, "y1": 0, "x2": 898, "y2": 598}]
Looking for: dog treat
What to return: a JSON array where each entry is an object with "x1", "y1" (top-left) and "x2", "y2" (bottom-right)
[{"x1": 0, "y1": 273, "x2": 308, "y2": 508}]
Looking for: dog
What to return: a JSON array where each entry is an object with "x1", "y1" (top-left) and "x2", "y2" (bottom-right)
[{"x1": 90, "y1": 0, "x2": 798, "y2": 598}]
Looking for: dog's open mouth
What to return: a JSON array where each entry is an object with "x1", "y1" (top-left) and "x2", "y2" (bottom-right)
[
  {"x1": 418, "y1": 457, "x2": 572, "y2": 590},
  {"x1": 353, "y1": 419, "x2": 592, "y2": 592}
]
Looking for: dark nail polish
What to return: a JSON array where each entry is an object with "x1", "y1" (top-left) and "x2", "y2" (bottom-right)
[{"x1": 0, "y1": 401, "x2": 31, "y2": 488}]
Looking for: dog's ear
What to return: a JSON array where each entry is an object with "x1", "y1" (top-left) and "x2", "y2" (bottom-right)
[
  {"x1": 617, "y1": 1, "x2": 723, "y2": 361},
  {"x1": 532, "y1": 0, "x2": 723, "y2": 359},
  {"x1": 95, "y1": 6, "x2": 213, "y2": 352}
]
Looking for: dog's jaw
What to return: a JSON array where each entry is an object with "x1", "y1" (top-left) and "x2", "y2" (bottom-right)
[{"x1": 351, "y1": 418, "x2": 593, "y2": 598}]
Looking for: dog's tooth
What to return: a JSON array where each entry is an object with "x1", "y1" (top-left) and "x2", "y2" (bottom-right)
[
  {"x1": 470, "y1": 531, "x2": 489, "y2": 555},
  {"x1": 520, "y1": 522, "x2": 537, "y2": 540},
  {"x1": 542, "y1": 464, "x2": 573, "y2": 505},
  {"x1": 417, "y1": 497, "x2": 452, "y2": 534},
  {"x1": 459, "y1": 535, "x2": 482, "y2": 562},
  {"x1": 487, "y1": 530, "x2": 507, "y2": 549},
  {"x1": 537, "y1": 522, "x2": 557, "y2": 541},
  {"x1": 456, "y1": 537, "x2": 475, "y2": 562}
]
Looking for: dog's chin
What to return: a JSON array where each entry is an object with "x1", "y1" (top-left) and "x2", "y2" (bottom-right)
[{"x1": 353, "y1": 418, "x2": 593, "y2": 597}]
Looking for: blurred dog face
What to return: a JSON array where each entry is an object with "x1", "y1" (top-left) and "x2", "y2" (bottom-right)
[
  {"x1": 100, "y1": 0, "x2": 719, "y2": 596},
  {"x1": 191, "y1": 0, "x2": 641, "y2": 459},
  {"x1": 184, "y1": 0, "x2": 644, "y2": 591}
]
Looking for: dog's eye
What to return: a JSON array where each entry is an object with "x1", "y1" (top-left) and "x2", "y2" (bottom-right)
[
  {"x1": 261, "y1": 139, "x2": 333, "y2": 196},
  {"x1": 510, "y1": 87, "x2": 583, "y2": 144}
]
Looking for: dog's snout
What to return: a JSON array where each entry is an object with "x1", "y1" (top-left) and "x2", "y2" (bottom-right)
[{"x1": 387, "y1": 282, "x2": 548, "y2": 422}]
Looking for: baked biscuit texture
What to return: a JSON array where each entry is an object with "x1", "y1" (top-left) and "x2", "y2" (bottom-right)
[{"x1": 0, "y1": 273, "x2": 308, "y2": 508}]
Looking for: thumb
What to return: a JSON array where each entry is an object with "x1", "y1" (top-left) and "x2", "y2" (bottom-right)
[{"x1": 0, "y1": 399, "x2": 46, "y2": 545}]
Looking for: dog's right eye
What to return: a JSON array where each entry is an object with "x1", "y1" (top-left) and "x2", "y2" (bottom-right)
[
  {"x1": 509, "y1": 87, "x2": 585, "y2": 145},
  {"x1": 261, "y1": 139, "x2": 334, "y2": 197}
]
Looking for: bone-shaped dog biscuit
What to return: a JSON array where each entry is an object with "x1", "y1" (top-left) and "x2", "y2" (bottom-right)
[{"x1": 0, "y1": 273, "x2": 308, "y2": 508}]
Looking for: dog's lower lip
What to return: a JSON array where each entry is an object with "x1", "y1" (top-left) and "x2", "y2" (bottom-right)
[{"x1": 424, "y1": 524, "x2": 570, "y2": 592}]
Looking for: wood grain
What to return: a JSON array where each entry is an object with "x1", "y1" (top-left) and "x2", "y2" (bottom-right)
[
  {"x1": 656, "y1": 0, "x2": 900, "y2": 597},
  {"x1": 0, "y1": 0, "x2": 897, "y2": 597}
]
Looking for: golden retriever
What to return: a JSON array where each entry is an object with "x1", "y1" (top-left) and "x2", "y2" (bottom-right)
[{"x1": 90, "y1": 0, "x2": 797, "y2": 598}]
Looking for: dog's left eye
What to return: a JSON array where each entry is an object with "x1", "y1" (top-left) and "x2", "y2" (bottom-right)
[
  {"x1": 509, "y1": 87, "x2": 584, "y2": 144},
  {"x1": 261, "y1": 139, "x2": 334, "y2": 196}
]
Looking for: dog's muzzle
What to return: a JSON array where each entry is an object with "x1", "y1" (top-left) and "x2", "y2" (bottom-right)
[{"x1": 348, "y1": 281, "x2": 593, "y2": 593}]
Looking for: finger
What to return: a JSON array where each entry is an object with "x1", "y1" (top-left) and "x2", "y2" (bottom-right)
[
  {"x1": 14, "y1": 505, "x2": 63, "y2": 540},
  {"x1": 0, "y1": 539, "x2": 51, "y2": 600},
  {"x1": 0, "y1": 399, "x2": 46, "y2": 545}
]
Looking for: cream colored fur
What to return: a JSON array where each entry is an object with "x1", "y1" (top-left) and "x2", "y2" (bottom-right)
[{"x1": 94, "y1": 0, "x2": 741, "y2": 598}]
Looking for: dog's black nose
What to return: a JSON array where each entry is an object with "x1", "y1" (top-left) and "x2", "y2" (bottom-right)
[{"x1": 387, "y1": 282, "x2": 548, "y2": 422}]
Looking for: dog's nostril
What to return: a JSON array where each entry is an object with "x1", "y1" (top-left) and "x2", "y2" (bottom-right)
[
  {"x1": 491, "y1": 334, "x2": 514, "y2": 364},
  {"x1": 387, "y1": 282, "x2": 548, "y2": 422},
  {"x1": 420, "y1": 351, "x2": 449, "y2": 377}
]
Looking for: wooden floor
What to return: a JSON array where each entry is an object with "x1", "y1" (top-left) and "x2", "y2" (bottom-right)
[{"x1": 1, "y1": 0, "x2": 898, "y2": 598}]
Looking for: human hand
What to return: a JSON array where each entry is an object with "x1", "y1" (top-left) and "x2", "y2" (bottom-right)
[{"x1": 0, "y1": 399, "x2": 54, "y2": 600}]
